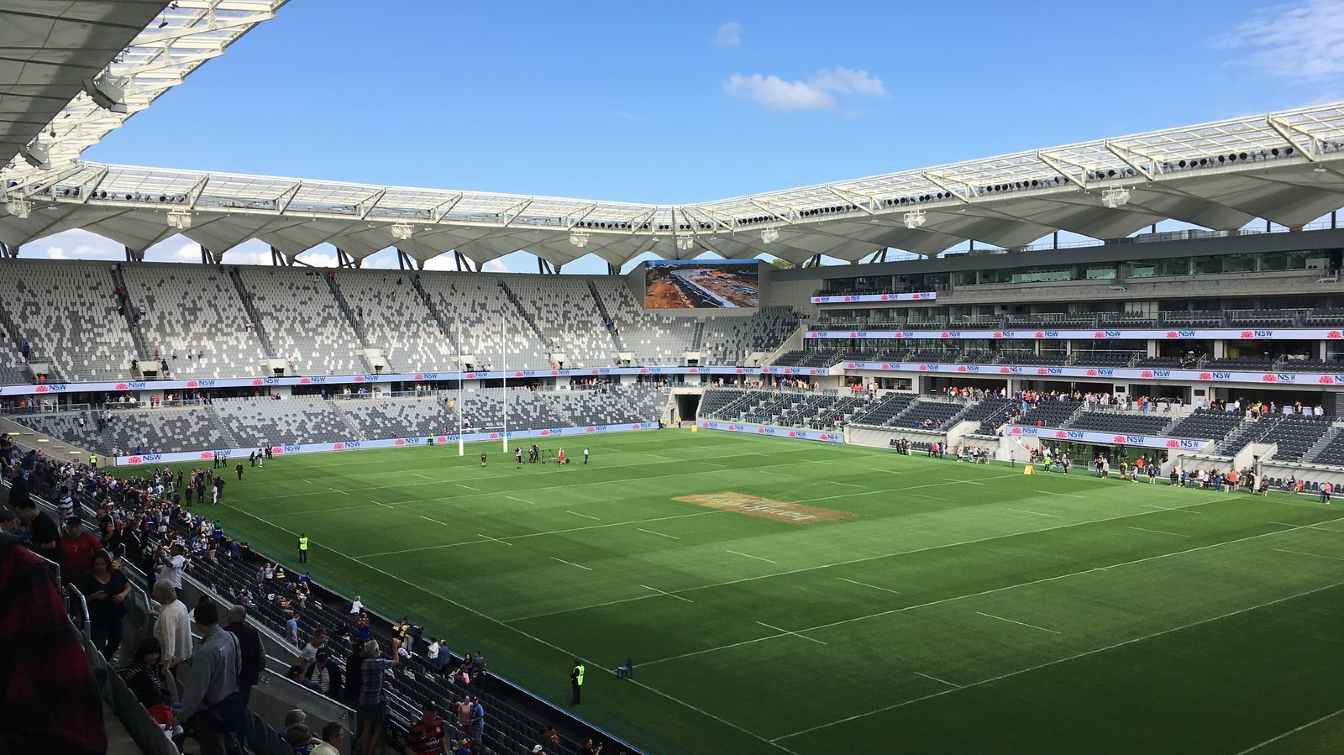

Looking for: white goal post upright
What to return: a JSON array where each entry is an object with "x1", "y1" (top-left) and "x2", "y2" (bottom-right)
[
  {"x1": 456, "y1": 318, "x2": 464, "y2": 457},
  {"x1": 501, "y1": 311, "x2": 509, "y2": 453}
]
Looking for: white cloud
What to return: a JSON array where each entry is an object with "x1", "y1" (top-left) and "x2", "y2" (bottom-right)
[
  {"x1": 481, "y1": 258, "x2": 508, "y2": 273},
  {"x1": 1222, "y1": 0, "x2": 1344, "y2": 80},
  {"x1": 715, "y1": 22, "x2": 741, "y2": 48},
  {"x1": 724, "y1": 67, "x2": 886, "y2": 112},
  {"x1": 19, "y1": 230, "x2": 125, "y2": 261},
  {"x1": 807, "y1": 67, "x2": 886, "y2": 97},
  {"x1": 422, "y1": 254, "x2": 457, "y2": 271}
]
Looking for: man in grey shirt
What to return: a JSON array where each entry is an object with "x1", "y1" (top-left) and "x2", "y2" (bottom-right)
[{"x1": 178, "y1": 598, "x2": 244, "y2": 755}]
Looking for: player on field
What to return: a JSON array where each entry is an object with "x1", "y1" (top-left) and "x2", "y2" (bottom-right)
[
  {"x1": 515, "y1": 447, "x2": 523, "y2": 465},
  {"x1": 480, "y1": 451, "x2": 487, "y2": 467},
  {"x1": 583, "y1": 448, "x2": 589, "y2": 465}
]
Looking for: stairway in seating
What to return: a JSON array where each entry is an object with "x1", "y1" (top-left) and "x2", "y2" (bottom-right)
[
  {"x1": 203, "y1": 404, "x2": 242, "y2": 448},
  {"x1": 1306, "y1": 426, "x2": 1341, "y2": 463},
  {"x1": 323, "y1": 275, "x2": 370, "y2": 349},
  {"x1": 496, "y1": 280, "x2": 551, "y2": 349},
  {"x1": 108, "y1": 266, "x2": 153, "y2": 370},
  {"x1": 586, "y1": 280, "x2": 625, "y2": 351},
  {"x1": 410, "y1": 275, "x2": 459, "y2": 354},
  {"x1": 227, "y1": 268, "x2": 277, "y2": 356},
  {"x1": 690, "y1": 320, "x2": 706, "y2": 351},
  {"x1": 328, "y1": 399, "x2": 367, "y2": 440}
]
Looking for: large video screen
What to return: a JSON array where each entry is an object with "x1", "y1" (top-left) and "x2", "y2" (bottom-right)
[{"x1": 644, "y1": 260, "x2": 759, "y2": 309}]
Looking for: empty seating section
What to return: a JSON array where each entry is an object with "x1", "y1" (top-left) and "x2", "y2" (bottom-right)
[
  {"x1": 238, "y1": 268, "x2": 365, "y2": 374},
  {"x1": 698, "y1": 388, "x2": 862, "y2": 429},
  {"x1": 701, "y1": 306, "x2": 800, "y2": 365},
  {"x1": 1017, "y1": 399, "x2": 1082, "y2": 427},
  {"x1": 958, "y1": 398, "x2": 1015, "y2": 434},
  {"x1": 1073, "y1": 350, "x2": 1138, "y2": 366},
  {"x1": 1066, "y1": 411, "x2": 1170, "y2": 436},
  {"x1": 0, "y1": 342, "x2": 27, "y2": 384},
  {"x1": 335, "y1": 271, "x2": 456, "y2": 371},
  {"x1": 338, "y1": 395, "x2": 455, "y2": 439},
  {"x1": 505, "y1": 277, "x2": 613, "y2": 367},
  {"x1": 1310, "y1": 430, "x2": 1344, "y2": 465},
  {"x1": 212, "y1": 396, "x2": 354, "y2": 446},
  {"x1": 0, "y1": 260, "x2": 136, "y2": 380},
  {"x1": 1203, "y1": 356, "x2": 1275, "y2": 370},
  {"x1": 422, "y1": 275, "x2": 548, "y2": 370},
  {"x1": 1264, "y1": 415, "x2": 1331, "y2": 461},
  {"x1": 589, "y1": 279, "x2": 695, "y2": 364},
  {"x1": 890, "y1": 400, "x2": 963, "y2": 430},
  {"x1": 15, "y1": 386, "x2": 667, "y2": 454},
  {"x1": 1166, "y1": 409, "x2": 1244, "y2": 441},
  {"x1": 121, "y1": 263, "x2": 267, "y2": 378},
  {"x1": 848, "y1": 392, "x2": 915, "y2": 426}
]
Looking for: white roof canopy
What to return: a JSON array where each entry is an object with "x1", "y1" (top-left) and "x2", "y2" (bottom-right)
[{"x1": 2, "y1": 0, "x2": 1343, "y2": 268}]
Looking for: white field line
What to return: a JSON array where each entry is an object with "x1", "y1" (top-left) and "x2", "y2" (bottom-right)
[
  {"x1": 635, "y1": 514, "x2": 1344, "y2": 669},
  {"x1": 418, "y1": 515, "x2": 445, "y2": 525},
  {"x1": 370, "y1": 499, "x2": 393, "y2": 509},
  {"x1": 757, "y1": 620, "x2": 827, "y2": 646},
  {"x1": 1038, "y1": 490, "x2": 1086, "y2": 499},
  {"x1": 475, "y1": 532, "x2": 513, "y2": 547},
  {"x1": 642, "y1": 584, "x2": 694, "y2": 603},
  {"x1": 506, "y1": 495, "x2": 1235, "y2": 624},
  {"x1": 503, "y1": 494, "x2": 535, "y2": 506},
  {"x1": 329, "y1": 488, "x2": 348, "y2": 495},
  {"x1": 913, "y1": 671, "x2": 961, "y2": 689},
  {"x1": 356, "y1": 510, "x2": 723, "y2": 558},
  {"x1": 637, "y1": 528, "x2": 680, "y2": 540},
  {"x1": 727, "y1": 549, "x2": 778, "y2": 565},
  {"x1": 566, "y1": 510, "x2": 601, "y2": 521},
  {"x1": 836, "y1": 577, "x2": 902, "y2": 595},
  {"x1": 800, "y1": 473, "x2": 1021, "y2": 503},
  {"x1": 1004, "y1": 507, "x2": 1061, "y2": 519},
  {"x1": 456, "y1": 482, "x2": 481, "y2": 491},
  {"x1": 215, "y1": 500, "x2": 794, "y2": 755},
  {"x1": 974, "y1": 610, "x2": 1061, "y2": 635},
  {"x1": 1273, "y1": 547, "x2": 1344, "y2": 562},
  {"x1": 773, "y1": 577, "x2": 1344, "y2": 743},
  {"x1": 550, "y1": 556, "x2": 592, "y2": 571},
  {"x1": 1234, "y1": 705, "x2": 1344, "y2": 754},
  {"x1": 1128, "y1": 526, "x2": 1188, "y2": 537}
]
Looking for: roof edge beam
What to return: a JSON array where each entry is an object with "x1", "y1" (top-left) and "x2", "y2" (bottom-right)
[
  {"x1": 920, "y1": 171, "x2": 973, "y2": 202},
  {"x1": 1036, "y1": 150, "x2": 1089, "y2": 190},
  {"x1": 1103, "y1": 141, "x2": 1158, "y2": 180},
  {"x1": 1266, "y1": 116, "x2": 1321, "y2": 162}
]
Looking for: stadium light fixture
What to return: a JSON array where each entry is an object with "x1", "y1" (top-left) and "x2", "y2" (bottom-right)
[
  {"x1": 675, "y1": 236, "x2": 695, "y2": 252},
  {"x1": 390, "y1": 223, "x2": 414, "y2": 240},
  {"x1": 19, "y1": 141, "x2": 50, "y2": 171},
  {"x1": 569, "y1": 232, "x2": 589, "y2": 248},
  {"x1": 82, "y1": 73, "x2": 129, "y2": 114},
  {"x1": 5, "y1": 197, "x2": 32, "y2": 220},
  {"x1": 166, "y1": 208, "x2": 192, "y2": 230},
  {"x1": 903, "y1": 210, "x2": 926, "y2": 230},
  {"x1": 760, "y1": 228, "x2": 780, "y2": 244},
  {"x1": 1100, "y1": 187, "x2": 1131, "y2": 209}
]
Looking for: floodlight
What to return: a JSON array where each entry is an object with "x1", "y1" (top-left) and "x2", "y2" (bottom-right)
[
  {"x1": 390, "y1": 223, "x2": 414, "y2": 240},
  {"x1": 19, "y1": 141, "x2": 49, "y2": 171},
  {"x1": 569, "y1": 232, "x2": 589, "y2": 248},
  {"x1": 903, "y1": 210, "x2": 926, "y2": 230},
  {"x1": 166, "y1": 208, "x2": 192, "y2": 230},
  {"x1": 1100, "y1": 187, "x2": 1131, "y2": 209},
  {"x1": 675, "y1": 236, "x2": 695, "y2": 251},
  {"x1": 82, "y1": 73, "x2": 128, "y2": 114},
  {"x1": 760, "y1": 228, "x2": 779, "y2": 244}
]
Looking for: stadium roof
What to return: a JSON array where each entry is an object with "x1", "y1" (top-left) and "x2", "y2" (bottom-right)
[
  {"x1": 1, "y1": 10, "x2": 1342, "y2": 268},
  {"x1": 1, "y1": 1, "x2": 285, "y2": 176}
]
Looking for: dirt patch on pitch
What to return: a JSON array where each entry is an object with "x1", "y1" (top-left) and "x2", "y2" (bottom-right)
[{"x1": 674, "y1": 492, "x2": 852, "y2": 525}]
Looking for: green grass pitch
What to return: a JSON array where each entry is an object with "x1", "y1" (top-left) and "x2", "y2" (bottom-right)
[{"x1": 118, "y1": 430, "x2": 1344, "y2": 754}]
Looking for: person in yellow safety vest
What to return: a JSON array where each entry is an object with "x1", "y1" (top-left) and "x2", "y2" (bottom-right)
[
  {"x1": 298, "y1": 533, "x2": 309, "y2": 563},
  {"x1": 89, "y1": 453, "x2": 97, "y2": 468},
  {"x1": 570, "y1": 659, "x2": 585, "y2": 705}
]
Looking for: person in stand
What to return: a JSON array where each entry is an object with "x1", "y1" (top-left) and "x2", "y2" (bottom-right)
[
  {"x1": 81, "y1": 549, "x2": 130, "y2": 662},
  {"x1": 177, "y1": 598, "x2": 243, "y2": 755},
  {"x1": 0, "y1": 525, "x2": 108, "y2": 755},
  {"x1": 353, "y1": 639, "x2": 400, "y2": 755},
  {"x1": 224, "y1": 605, "x2": 263, "y2": 709},
  {"x1": 405, "y1": 700, "x2": 447, "y2": 755},
  {"x1": 570, "y1": 658, "x2": 585, "y2": 705}
]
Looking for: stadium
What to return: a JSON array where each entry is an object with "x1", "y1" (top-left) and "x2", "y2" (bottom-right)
[{"x1": 3, "y1": 2, "x2": 1344, "y2": 755}]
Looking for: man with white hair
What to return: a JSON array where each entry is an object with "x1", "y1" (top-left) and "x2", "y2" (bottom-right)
[
  {"x1": 153, "y1": 579, "x2": 191, "y2": 667},
  {"x1": 354, "y1": 639, "x2": 400, "y2": 755}
]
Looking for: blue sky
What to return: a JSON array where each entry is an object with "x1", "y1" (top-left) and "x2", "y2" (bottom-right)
[{"x1": 24, "y1": 0, "x2": 1344, "y2": 272}]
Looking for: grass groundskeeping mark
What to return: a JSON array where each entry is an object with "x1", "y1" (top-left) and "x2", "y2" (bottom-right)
[{"x1": 116, "y1": 429, "x2": 1344, "y2": 755}]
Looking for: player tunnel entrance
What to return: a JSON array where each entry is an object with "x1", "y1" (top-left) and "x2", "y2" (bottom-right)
[{"x1": 678, "y1": 393, "x2": 702, "y2": 423}]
